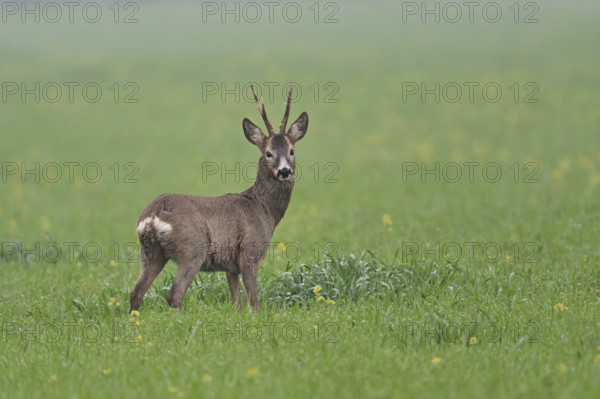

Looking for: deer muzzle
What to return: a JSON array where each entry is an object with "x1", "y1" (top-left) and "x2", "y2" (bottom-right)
[{"x1": 277, "y1": 167, "x2": 292, "y2": 180}]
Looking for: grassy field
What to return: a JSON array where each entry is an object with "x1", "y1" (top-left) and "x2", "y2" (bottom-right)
[{"x1": 1, "y1": 1, "x2": 600, "y2": 397}]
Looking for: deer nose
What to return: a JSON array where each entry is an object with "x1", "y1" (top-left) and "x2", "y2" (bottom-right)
[{"x1": 277, "y1": 168, "x2": 292, "y2": 179}]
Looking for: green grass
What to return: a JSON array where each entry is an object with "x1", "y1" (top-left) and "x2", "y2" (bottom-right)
[{"x1": 1, "y1": 1, "x2": 600, "y2": 398}]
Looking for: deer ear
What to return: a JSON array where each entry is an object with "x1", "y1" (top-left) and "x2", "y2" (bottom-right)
[
  {"x1": 243, "y1": 118, "x2": 266, "y2": 148},
  {"x1": 286, "y1": 112, "x2": 308, "y2": 144}
]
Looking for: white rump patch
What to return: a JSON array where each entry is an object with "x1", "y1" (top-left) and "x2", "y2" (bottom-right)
[
  {"x1": 137, "y1": 217, "x2": 153, "y2": 234},
  {"x1": 152, "y1": 217, "x2": 173, "y2": 235},
  {"x1": 137, "y1": 216, "x2": 172, "y2": 236}
]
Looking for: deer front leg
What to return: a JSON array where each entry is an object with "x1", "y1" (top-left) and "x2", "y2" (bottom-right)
[
  {"x1": 241, "y1": 265, "x2": 259, "y2": 311},
  {"x1": 226, "y1": 272, "x2": 242, "y2": 309}
]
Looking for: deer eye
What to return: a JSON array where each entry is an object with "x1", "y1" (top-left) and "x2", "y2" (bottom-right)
[
  {"x1": 265, "y1": 151, "x2": 273, "y2": 158},
  {"x1": 290, "y1": 149, "x2": 295, "y2": 156}
]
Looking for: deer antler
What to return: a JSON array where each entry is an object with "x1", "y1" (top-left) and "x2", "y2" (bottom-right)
[
  {"x1": 250, "y1": 85, "x2": 275, "y2": 136},
  {"x1": 279, "y1": 84, "x2": 293, "y2": 134}
]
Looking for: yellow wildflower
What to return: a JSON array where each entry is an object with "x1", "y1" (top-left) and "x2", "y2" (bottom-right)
[
  {"x1": 202, "y1": 374, "x2": 212, "y2": 383},
  {"x1": 326, "y1": 299, "x2": 335, "y2": 305},
  {"x1": 316, "y1": 296, "x2": 325, "y2": 302},
  {"x1": 130, "y1": 310, "x2": 140, "y2": 317},
  {"x1": 110, "y1": 260, "x2": 119, "y2": 267},
  {"x1": 382, "y1": 214, "x2": 393, "y2": 231},
  {"x1": 103, "y1": 369, "x2": 111, "y2": 376},
  {"x1": 277, "y1": 242, "x2": 286, "y2": 251},
  {"x1": 469, "y1": 337, "x2": 477, "y2": 345},
  {"x1": 136, "y1": 335, "x2": 143, "y2": 344},
  {"x1": 382, "y1": 214, "x2": 392, "y2": 225},
  {"x1": 41, "y1": 216, "x2": 51, "y2": 232},
  {"x1": 431, "y1": 357, "x2": 441, "y2": 365},
  {"x1": 246, "y1": 367, "x2": 259, "y2": 378},
  {"x1": 554, "y1": 303, "x2": 568, "y2": 311},
  {"x1": 558, "y1": 364, "x2": 567, "y2": 374},
  {"x1": 313, "y1": 286, "x2": 322, "y2": 294}
]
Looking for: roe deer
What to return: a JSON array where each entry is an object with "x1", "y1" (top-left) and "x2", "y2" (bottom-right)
[{"x1": 130, "y1": 85, "x2": 308, "y2": 312}]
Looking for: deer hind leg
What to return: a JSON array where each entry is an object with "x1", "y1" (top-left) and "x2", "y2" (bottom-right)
[
  {"x1": 163, "y1": 216, "x2": 213, "y2": 309},
  {"x1": 226, "y1": 272, "x2": 242, "y2": 309},
  {"x1": 130, "y1": 249, "x2": 167, "y2": 312}
]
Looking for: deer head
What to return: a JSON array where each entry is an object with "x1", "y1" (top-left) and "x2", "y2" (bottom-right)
[{"x1": 242, "y1": 85, "x2": 309, "y2": 182}]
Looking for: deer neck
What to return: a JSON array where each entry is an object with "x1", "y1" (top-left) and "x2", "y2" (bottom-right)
[{"x1": 248, "y1": 156, "x2": 294, "y2": 227}]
